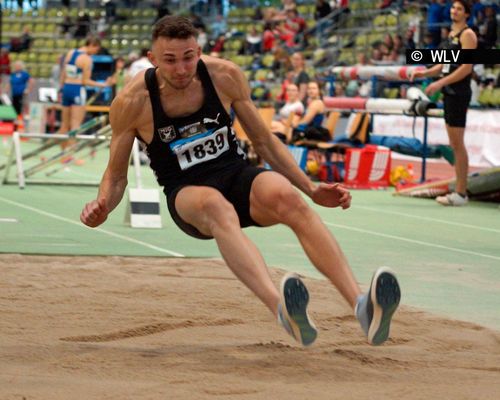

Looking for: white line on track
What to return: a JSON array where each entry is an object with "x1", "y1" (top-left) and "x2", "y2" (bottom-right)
[
  {"x1": 0, "y1": 196, "x2": 184, "y2": 257},
  {"x1": 353, "y1": 205, "x2": 500, "y2": 234},
  {"x1": 324, "y1": 221, "x2": 500, "y2": 261}
]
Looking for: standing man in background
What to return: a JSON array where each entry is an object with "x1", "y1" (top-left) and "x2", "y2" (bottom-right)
[{"x1": 411, "y1": 0, "x2": 477, "y2": 206}]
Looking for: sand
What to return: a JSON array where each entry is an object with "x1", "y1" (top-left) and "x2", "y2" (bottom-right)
[{"x1": 1, "y1": 254, "x2": 499, "y2": 400}]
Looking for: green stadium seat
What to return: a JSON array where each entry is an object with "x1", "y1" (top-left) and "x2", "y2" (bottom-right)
[
  {"x1": 492, "y1": 88, "x2": 500, "y2": 107},
  {"x1": 111, "y1": 24, "x2": 121, "y2": 35},
  {"x1": 38, "y1": 53, "x2": 50, "y2": 63},
  {"x1": 478, "y1": 87, "x2": 493, "y2": 106}
]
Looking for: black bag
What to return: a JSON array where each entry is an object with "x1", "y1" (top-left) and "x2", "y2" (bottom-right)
[{"x1": 292, "y1": 126, "x2": 331, "y2": 142}]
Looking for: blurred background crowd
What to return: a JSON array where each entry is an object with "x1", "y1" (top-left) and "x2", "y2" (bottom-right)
[{"x1": 0, "y1": 0, "x2": 498, "y2": 123}]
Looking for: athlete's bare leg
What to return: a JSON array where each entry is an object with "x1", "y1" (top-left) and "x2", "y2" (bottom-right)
[
  {"x1": 174, "y1": 186, "x2": 281, "y2": 316},
  {"x1": 249, "y1": 171, "x2": 361, "y2": 309},
  {"x1": 58, "y1": 106, "x2": 71, "y2": 134},
  {"x1": 446, "y1": 124, "x2": 468, "y2": 195},
  {"x1": 70, "y1": 105, "x2": 86, "y2": 131}
]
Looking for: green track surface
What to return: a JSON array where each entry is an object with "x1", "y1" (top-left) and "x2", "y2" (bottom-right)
[{"x1": 1, "y1": 137, "x2": 499, "y2": 331}]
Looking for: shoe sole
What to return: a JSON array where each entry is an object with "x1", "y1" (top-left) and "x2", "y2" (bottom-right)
[
  {"x1": 280, "y1": 273, "x2": 318, "y2": 346},
  {"x1": 367, "y1": 267, "x2": 401, "y2": 346}
]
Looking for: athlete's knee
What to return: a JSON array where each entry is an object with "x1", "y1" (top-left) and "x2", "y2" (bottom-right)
[
  {"x1": 200, "y1": 192, "x2": 240, "y2": 233},
  {"x1": 271, "y1": 184, "x2": 310, "y2": 223}
]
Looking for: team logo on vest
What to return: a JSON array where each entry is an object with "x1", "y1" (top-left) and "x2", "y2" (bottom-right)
[
  {"x1": 158, "y1": 125, "x2": 176, "y2": 142},
  {"x1": 203, "y1": 113, "x2": 221, "y2": 125}
]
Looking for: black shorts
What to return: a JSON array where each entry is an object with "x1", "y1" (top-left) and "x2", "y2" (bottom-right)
[
  {"x1": 166, "y1": 165, "x2": 268, "y2": 240},
  {"x1": 443, "y1": 92, "x2": 471, "y2": 128}
]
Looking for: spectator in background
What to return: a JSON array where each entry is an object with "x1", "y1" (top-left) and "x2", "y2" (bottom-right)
[
  {"x1": 315, "y1": 0, "x2": 332, "y2": 41},
  {"x1": 19, "y1": 26, "x2": 33, "y2": 52},
  {"x1": 103, "y1": 0, "x2": 117, "y2": 24},
  {"x1": 0, "y1": 48, "x2": 11, "y2": 94},
  {"x1": 440, "y1": 26, "x2": 451, "y2": 46},
  {"x1": 189, "y1": 12, "x2": 206, "y2": 31},
  {"x1": 315, "y1": 0, "x2": 332, "y2": 19},
  {"x1": 126, "y1": 48, "x2": 154, "y2": 82},
  {"x1": 393, "y1": 34, "x2": 403, "y2": 51},
  {"x1": 442, "y1": 0, "x2": 452, "y2": 26},
  {"x1": 197, "y1": 27, "x2": 208, "y2": 53},
  {"x1": 8, "y1": 61, "x2": 34, "y2": 117},
  {"x1": 289, "y1": 51, "x2": 310, "y2": 102},
  {"x1": 427, "y1": 0, "x2": 444, "y2": 47},
  {"x1": 404, "y1": 28, "x2": 416, "y2": 49},
  {"x1": 262, "y1": 22, "x2": 277, "y2": 53},
  {"x1": 285, "y1": 8, "x2": 306, "y2": 36},
  {"x1": 155, "y1": 0, "x2": 171, "y2": 22},
  {"x1": 271, "y1": 83, "x2": 305, "y2": 142},
  {"x1": 383, "y1": 33, "x2": 394, "y2": 53},
  {"x1": 423, "y1": 31, "x2": 438, "y2": 49},
  {"x1": 272, "y1": 45, "x2": 291, "y2": 75},
  {"x1": 378, "y1": 0, "x2": 394, "y2": 10},
  {"x1": 253, "y1": 7, "x2": 264, "y2": 21},
  {"x1": 481, "y1": 6, "x2": 497, "y2": 49},
  {"x1": 245, "y1": 27, "x2": 262, "y2": 55},
  {"x1": 211, "y1": 15, "x2": 227, "y2": 40},
  {"x1": 74, "y1": 12, "x2": 91, "y2": 39},
  {"x1": 109, "y1": 56, "x2": 127, "y2": 97},
  {"x1": 60, "y1": 16, "x2": 74, "y2": 39},
  {"x1": 468, "y1": 0, "x2": 484, "y2": 26},
  {"x1": 290, "y1": 80, "x2": 328, "y2": 142},
  {"x1": 211, "y1": 34, "x2": 226, "y2": 54}
]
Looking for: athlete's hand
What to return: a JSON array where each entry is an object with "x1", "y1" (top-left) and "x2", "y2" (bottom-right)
[
  {"x1": 425, "y1": 81, "x2": 442, "y2": 96},
  {"x1": 311, "y1": 183, "x2": 352, "y2": 209},
  {"x1": 80, "y1": 198, "x2": 109, "y2": 227},
  {"x1": 409, "y1": 70, "x2": 423, "y2": 82}
]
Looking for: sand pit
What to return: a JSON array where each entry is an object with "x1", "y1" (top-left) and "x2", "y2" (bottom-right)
[{"x1": 1, "y1": 254, "x2": 499, "y2": 399}]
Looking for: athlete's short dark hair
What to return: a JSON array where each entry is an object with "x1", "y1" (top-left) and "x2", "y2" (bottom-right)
[
  {"x1": 152, "y1": 15, "x2": 199, "y2": 42},
  {"x1": 85, "y1": 36, "x2": 101, "y2": 47},
  {"x1": 453, "y1": 0, "x2": 471, "y2": 16}
]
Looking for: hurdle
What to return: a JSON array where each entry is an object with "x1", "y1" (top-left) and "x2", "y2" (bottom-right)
[
  {"x1": 3, "y1": 128, "x2": 109, "y2": 188},
  {"x1": 22, "y1": 124, "x2": 113, "y2": 178},
  {"x1": 0, "y1": 115, "x2": 108, "y2": 173}
]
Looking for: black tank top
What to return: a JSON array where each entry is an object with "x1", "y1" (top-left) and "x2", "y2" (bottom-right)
[
  {"x1": 440, "y1": 26, "x2": 472, "y2": 96},
  {"x1": 142, "y1": 60, "x2": 247, "y2": 193}
]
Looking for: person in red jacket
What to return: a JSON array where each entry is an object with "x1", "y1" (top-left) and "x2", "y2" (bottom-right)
[{"x1": 0, "y1": 48, "x2": 11, "y2": 94}]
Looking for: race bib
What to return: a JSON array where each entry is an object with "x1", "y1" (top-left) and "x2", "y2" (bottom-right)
[
  {"x1": 65, "y1": 64, "x2": 79, "y2": 79},
  {"x1": 169, "y1": 127, "x2": 230, "y2": 170}
]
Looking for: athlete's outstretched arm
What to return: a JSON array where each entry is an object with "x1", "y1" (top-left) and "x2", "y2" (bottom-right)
[
  {"x1": 228, "y1": 65, "x2": 350, "y2": 209},
  {"x1": 80, "y1": 95, "x2": 137, "y2": 227}
]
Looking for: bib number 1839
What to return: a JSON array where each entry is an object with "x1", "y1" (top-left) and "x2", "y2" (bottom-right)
[{"x1": 171, "y1": 127, "x2": 229, "y2": 170}]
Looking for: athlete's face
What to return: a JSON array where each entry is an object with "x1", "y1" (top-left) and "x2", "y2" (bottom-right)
[
  {"x1": 450, "y1": 2, "x2": 469, "y2": 23},
  {"x1": 150, "y1": 36, "x2": 201, "y2": 90}
]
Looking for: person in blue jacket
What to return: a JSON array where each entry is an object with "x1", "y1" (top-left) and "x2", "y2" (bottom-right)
[{"x1": 9, "y1": 60, "x2": 34, "y2": 117}]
